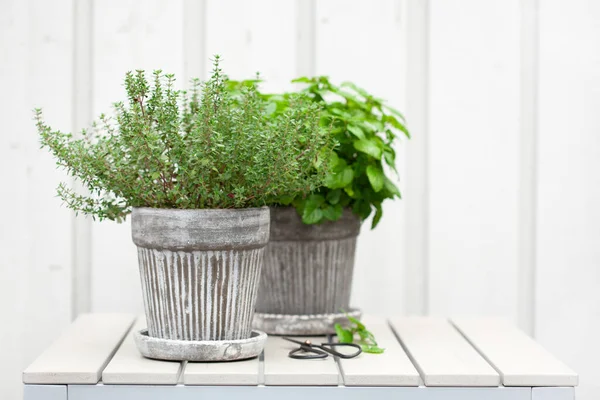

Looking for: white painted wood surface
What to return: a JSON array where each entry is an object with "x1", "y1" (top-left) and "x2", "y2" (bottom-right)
[
  {"x1": 535, "y1": 2, "x2": 600, "y2": 400},
  {"x1": 22, "y1": 314, "x2": 135, "y2": 384},
  {"x1": 315, "y1": 0, "x2": 409, "y2": 317},
  {"x1": 90, "y1": 0, "x2": 186, "y2": 314},
  {"x1": 427, "y1": 0, "x2": 521, "y2": 320},
  {"x1": 184, "y1": 355, "x2": 259, "y2": 385},
  {"x1": 184, "y1": 357, "x2": 259, "y2": 386},
  {"x1": 102, "y1": 318, "x2": 182, "y2": 385},
  {"x1": 452, "y1": 318, "x2": 578, "y2": 386},
  {"x1": 337, "y1": 316, "x2": 420, "y2": 386},
  {"x1": 389, "y1": 317, "x2": 499, "y2": 386},
  {"x1": 263, "y1": 336, "x2": 339, "y2": 386},
  {"x1": 0, "y1": 0, "x2": 74, "y2": 399}
]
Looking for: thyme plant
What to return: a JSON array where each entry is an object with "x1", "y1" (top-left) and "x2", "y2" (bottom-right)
[{"x1": 36, "y1": 57, "x2": 331, "y2": 221}]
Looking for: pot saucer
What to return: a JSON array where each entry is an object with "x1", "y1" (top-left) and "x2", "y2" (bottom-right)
[
  {"x1": 134, "y1": 329, "x2": 267, "y2": 362},
  {"x1": 252, "y1": 308, "x2": 362, "y2": 335}
]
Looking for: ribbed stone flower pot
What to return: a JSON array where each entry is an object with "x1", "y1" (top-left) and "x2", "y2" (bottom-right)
[
  {"x1": 254, "y1": 206, "x2": 360, "y2": 334},
  {"x1": 131, "y1": 207, "x2": 269, "y2": 360}
]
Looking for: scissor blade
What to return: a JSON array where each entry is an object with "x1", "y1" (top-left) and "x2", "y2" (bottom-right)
[{"x1": 282, "y1": 336, "x2": 306, "y2": 346}]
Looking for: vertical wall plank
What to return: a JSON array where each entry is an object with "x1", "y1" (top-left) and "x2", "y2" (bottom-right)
[
  {"x1": 536, "y1": 1, "x2": 600, "y2": 399},
  {"x1": 183, "y1": 0, "x2": 206, "y2": 83},
  {"x1": 517, "y1": 0, "x2": 539, "y2": 336},
  {"x1": 427, "y1": 0, "x2": 521, "y2": 319},
  {"x1": 91, "y1": 0, "x2": 185, "y2": 312},
  {"x1": 71, "y1": 0, "x2": 94, "y2": 318},
  {"x1": 0, "y1": 0, "x2": 74, "y2": 398},
  {"x1": 404, "y1": 0, "x2": 430, "y2": 315},
  {"x1": 315, "y1": 0, "x2": 408, "y2": 315},
  {"x1": 204, "y1": 0, "x2": 297, "y2": 89},
  {"x1": 295, "y1": 0, "x2": 316, "y2": 77}
]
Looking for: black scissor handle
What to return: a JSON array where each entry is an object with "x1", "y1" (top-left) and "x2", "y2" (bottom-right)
[
  {"x1": 320, "y1": 342, "x2": 363, "y2": 359},
  {"x1": 288, "y1": 345, "x2": 328, "y2": 359}
]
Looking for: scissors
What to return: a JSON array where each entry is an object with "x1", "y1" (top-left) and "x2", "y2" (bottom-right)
[{"x1": 282, "y1": 336, "x2": 362, "y2": 359}]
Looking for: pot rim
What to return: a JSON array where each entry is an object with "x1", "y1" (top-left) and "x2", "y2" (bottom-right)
[{"x1": 131, "y1": 206, "x2": 270, "y2": 250}]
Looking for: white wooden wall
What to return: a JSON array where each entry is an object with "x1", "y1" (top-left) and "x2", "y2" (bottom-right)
[{"x1": 1, "y1": 0, "x2": 599, "y2": 399}]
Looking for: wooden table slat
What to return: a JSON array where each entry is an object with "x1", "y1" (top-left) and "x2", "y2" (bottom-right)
[
  {"x1": 183, "y1": 354, "x2": 260, "y2": 385},
  {"x1": 452, "y1": 318, "x2": 578, "y2": 387},
  {"x1": 263, "y1": 336, "x2": 339, "y2": 386},
  {"x1": 336, "y1": 315, "x2": 421, "y2": 386},
  {"x1": 22, "y1": 313, "x2": 135, "y2": 384},
  {"x1": 102, "y1": 317, "x2": 182, "y2": 385},
  {"x1": 389, "y1": 317, "x2": 500, "y2": 387}
]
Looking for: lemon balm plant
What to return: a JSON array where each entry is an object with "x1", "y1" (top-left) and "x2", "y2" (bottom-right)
[
  {"x1": 36, "y1": 57, "x2": 331, "y2": 361},
  {"x1": 245, "y1": 77, "x2": 410, "y2": 335},
  {"x1": 265, "y1": 76, "x2": 409, "y2": 228}
]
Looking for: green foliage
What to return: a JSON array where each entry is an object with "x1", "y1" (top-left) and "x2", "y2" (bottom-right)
[
  {"x1": 235, "y1": 76, "x2": 410, "y2": 228},
  {"x1": 36, "y1": 57, "x2": 332, "y2": 222},
  {"x1": 334, "y1": 314, "x2": 385, "y2": 354}
]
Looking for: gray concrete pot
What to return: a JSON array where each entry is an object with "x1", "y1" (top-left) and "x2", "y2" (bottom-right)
[
  {"x1": 131, "y1": 207, "x2": 269, "y2": 342},
  {"x1": 256, "y1": 206, "x2": 361, "y2": 315}
]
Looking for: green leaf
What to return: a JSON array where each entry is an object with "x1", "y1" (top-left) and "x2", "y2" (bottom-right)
[
  {"x1": 357, "y1": 329, "x2": 376, "y2": 344},
  {"x1": 354, "y1": 139, "x2": 382, "y2": 159},
  {"x1": 322, "y1": 204, "x2": 343, "y2": 221},
  {"x1": 265, "y1": 102, "x2": 277, "y2": 116},
  {"x1": 361, "y1": 344, "x2": 385, "y2": 354},
  {"x1": 324, "y1": 166, "x2": 354, "y2": 189},
  {"x1": 347, "y1": 125, "x2": 365, "y2": 140},
  {"x1": 278, "y1": 195, "x2": 295, "y2": 206},
  {"x1": 371, "y1": 203, "x2": 383, "y2": 229},
  {"x1": 384, "y1": 176, "x2": 401, "y2": 198},
  {"x1": 334, "y1": 323, "x2": 354, "y2": 343},
  {"x1": 326, "y1": 189, "x2": 342, "y2": 205},
  {"x1": 383, "y1": 104, "x2": 406, "y2": 122},
  {"x1": 292, "y1": 76, "x2": 313, "y2": 83},
  {"x1": 347, "y1": 316, "x2": 365, "y2": 330},
  {"x1": 383, "y1": 147, "x2": 396, "y2": 169},
  {"x1": 366, "y1": 165, "x2": 384, "y2": 192},
  {"x1": 302, "y1": 194, "x2": 325, "y2": 224}
]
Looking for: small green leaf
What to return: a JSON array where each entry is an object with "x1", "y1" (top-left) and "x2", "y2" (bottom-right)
[
  {"x1": 357, "y1": 329, "x2": 376, "y2": 344},
  {"x1": 265, "y1": 102, "x2": 277, "y2": 116},
  {"x1": 383, "y1": 147, "x2": 396, "y2": 169},
  {"x1": 354, "y1": 139, "x2": 382, "y2": 159},
  {"x1": 278, "y1": 195, "x2": 295, "y2": 206},
  {"x1": 366, "y1": 165, "x2": 384, "y2": 192},
  {"x1": 324, "y1": 166, "x2": 354, "y2": 189},
  {"x1": 334, "y1": 323, "x2": 354, "y2": 343},
  {"x1": 326, "y1": 189, "x2": 342, "y2": 205},
  {"x1": 292, "y1": 76, "x2": 312, "y2": 83},
  {"x1": 371, "y1": 203, "x2": 383, "y2": 229},
  {"x1": 347, "y1": 125, "x2": 365, "y2": 140},
  {"x1": 347, "y1": 316, "x2": 365, "y2": 330},
  {"x1": 322, "y1": 204, "x2": 343, "y2": 221},
  {"x1": 361, "y1": 344, "x2": 385, "y2": 354},
  {"x1": 302, "y1": 194, "x2": 325, "y2": 224},
  {"x1": 384, "y1": 176, "x2": 401, "y2": 198}
]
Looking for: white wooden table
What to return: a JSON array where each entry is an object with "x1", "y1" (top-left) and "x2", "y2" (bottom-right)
[{"x1": 22, "y1": 314, "x2": 578, "y2": 400}]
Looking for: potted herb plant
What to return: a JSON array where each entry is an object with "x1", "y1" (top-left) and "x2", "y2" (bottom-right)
[
  {"x1": 36, "y1": 58, "x2": 330, "y2": 361},
  {"x1": 247, "y1": 77, "x2": 409, "y2": 335}
]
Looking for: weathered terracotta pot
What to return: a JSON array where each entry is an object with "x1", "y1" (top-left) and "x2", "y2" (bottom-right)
[
  {"x1": 131, "y1": 207, "x2": 269, "y2": 341},
  {"x1": 256, "y1": 206, "x2": 361, "y2": 315}
]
